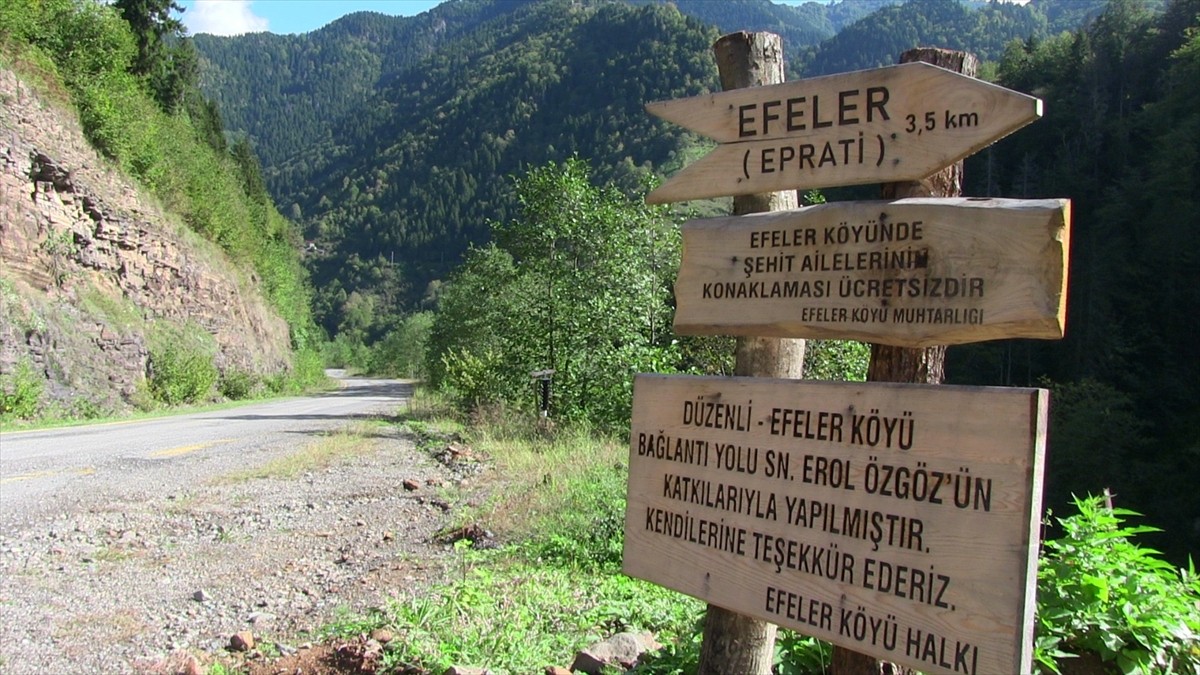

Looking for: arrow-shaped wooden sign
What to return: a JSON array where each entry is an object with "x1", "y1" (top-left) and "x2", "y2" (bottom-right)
[{"x1": 646, "y1": 62, "x2": 1042, "y2": 204}]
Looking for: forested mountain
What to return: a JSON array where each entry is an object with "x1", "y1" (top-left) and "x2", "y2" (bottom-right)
[
  {"x1": 194, "y1": 0, "x2": 866, "y2": 187},
  {"x1": 193, "y1": 0, "x2": 529, "y2": 169},
  {"x1": 198, "y1": 0, "x2": 727, "y2": 339},
  {"x1": 632, "y1": 0, "x2": 897, "y2": 63},
  {"x1": 795, "y1": 0, "x2": 1052, "y2": 75}
]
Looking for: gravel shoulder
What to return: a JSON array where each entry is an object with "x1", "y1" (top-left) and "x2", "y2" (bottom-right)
[{"x1": 0, "y1": 381, "x2": 463, "y2": 674}]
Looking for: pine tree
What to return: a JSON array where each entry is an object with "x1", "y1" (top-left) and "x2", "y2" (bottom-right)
[{"x1": 113, "y1": 0, "x2": 194, "y2": 111}]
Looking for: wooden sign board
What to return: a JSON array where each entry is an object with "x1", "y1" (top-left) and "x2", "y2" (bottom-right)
[
  {"x1": 624, "y1": 374, "x2": 1047, "y2": 675},
  {"x1": 645, "y1": 62, "x2": 1041, "y2": 203},
  {"x1": 673, "y1": 197, "x2": 1070, "y2": 347}
]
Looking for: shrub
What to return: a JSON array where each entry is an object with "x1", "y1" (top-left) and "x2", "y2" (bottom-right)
[
  {"x1": 369, "y1": 311, "x2": 433, "y2": 378},
  {"x1": 1036, "y1": 495, "x2": 1200, "y2": 674},
  {"x1": 0, "y1": 360, "x2": 44, "y2": 421},
  {"x1": 804, "y1": 339, "x2": 870, "y2": 381},
  {"x1": 69, "y1": 395, "x2": 105, "y2": 420},
  {"x1": 320, "y1": 334, "x2": 369, "y2": 371},
  {"x1": 440, "y1": 348, "x2": 518, "y2": 413},
  {"x1": 218, "y1": 369, "x2": 257, "y2": 400},
  {"x1": 147, "y1": 325, "x2": 217, "y2": 405},
  {"x1": 289, "y1": 347, "x2": 328, "y2": 391}
]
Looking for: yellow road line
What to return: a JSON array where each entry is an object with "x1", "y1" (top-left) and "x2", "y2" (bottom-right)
[
  {"x1": 149, "y1": 438, "x2": 235, "y2": 458},
  {"x1": 0, "y1": 467, "x2": 93, "y2": 484},
  {"x1": 0, "y1": 470, "x2": 58, "y2": 484}
]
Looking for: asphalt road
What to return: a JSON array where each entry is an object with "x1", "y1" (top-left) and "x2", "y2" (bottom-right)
[{"x1": 0, "y1": 375, "x2": 414, "y2": 529}]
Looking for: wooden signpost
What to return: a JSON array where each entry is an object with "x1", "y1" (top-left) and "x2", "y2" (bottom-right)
[
  {"x1": 645, "y1": 62, "x2": 1042, "y2": 203},
  {"x1": 625, "y1": 374, "x2": 1047, "y2": 675},
  {"x1": 629, "y1": 35, "x2": 1067, "y2": 675},
  {"x1": 673, "y1": 197, "x2": 1071, "y2": 347}
]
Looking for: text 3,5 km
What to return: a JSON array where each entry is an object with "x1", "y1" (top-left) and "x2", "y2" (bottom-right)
[{"x1": 905, "y1": 110, "x2": 980, "y2": 134}]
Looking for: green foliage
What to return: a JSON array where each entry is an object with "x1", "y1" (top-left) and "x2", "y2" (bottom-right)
[
  {"x1": 217, "y1": 369, "x2": 257, "y2": 400},
  {"x1": 79, "y1": 287, "x2": 143, "y2": 332},
  {"x1": 1041, "y1": 378, "x2": 1147, "y2": 515},
  {"x1": 516, "y1": 454, "x2": 628, "y2": 572},
  {"x1": 439, "y1": 347, "x2": 514, "y2": 412},
  {"x1": 319, "y1": 333, "x2": 369, "y2": 371},
  {"x1": 375, "y1": 564, "x2": 698, "y2": 675},
  {"x1": 288, "y1": 347, "x2": 329, "y2": 392},
  {"x1": 427, "y1": 159, "x2": 680, "y2": 431},
  {"x1": 774, "y1": 633, "x2": 832, "y2": 675},
  {"x1": 0, "y1": 360, "x2": 44, "y2": 421},
  {"x1": 368, "y1": 311, "x2": 433, "y2": 378},
  {"x1": 1036, "y1": 495, "x2": 1200, "y2": 674},
  {"x1": 795, "y1": 0, "x2": 1055, "y2": 77},
  {"x1": 112, "y1": 0, "x2": 194, "y2": 111},
  {"x1": 147, "y1": 323, "x2": 217, "y2": 405},
  {"x1": 804, "y1": 340, "x2": 870, "y2": 381},
  {"x1": 38, "y1": 225, "x2": 78, "y2": 287},
  {"x1": 69, "y1": 395, "x2": 105, "y2": 420}
]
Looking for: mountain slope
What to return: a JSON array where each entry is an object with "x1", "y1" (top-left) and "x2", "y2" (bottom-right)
[
  {"x1": 631, "y1": 0, "x2": 898, "y2": 57},
  {"x1": 193, "y1": 0, "x2": 526, "y2": 170},
  {"x1": 796, "y1": 0, "x2": 1051, "y2": 75},
  {"x1": 193, "y1": 0, "x2": 882, "y2": 204},
  {"x1": 256, "y1": 0, "x2": 722, "y2": 335}
]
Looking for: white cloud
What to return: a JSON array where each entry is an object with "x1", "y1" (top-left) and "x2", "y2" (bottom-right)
[{"x1": 185, "y1": 0, "x2": 269, "y2": 36}]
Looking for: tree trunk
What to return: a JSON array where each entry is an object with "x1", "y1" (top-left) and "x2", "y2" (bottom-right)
[
  {"x1": 833, "y1": 46, "x2": 978, "y2": 675},
  {"x1": 697, "y1": 30, "x2": 802, "y2": 675}
]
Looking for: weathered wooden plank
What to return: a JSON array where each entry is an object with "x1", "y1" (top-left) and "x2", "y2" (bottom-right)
[
  {"x1": 673, "y1": 197, "x2": 1070, "y2": 347},
  {"x1": 624, "y1": 374, "x2": 1047, "y2": 675}
]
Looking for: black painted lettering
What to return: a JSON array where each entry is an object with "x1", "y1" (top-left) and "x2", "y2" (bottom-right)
[
  {"x1": 739, "y1": 103, "x2": 757, "y2": 138},
  {"x1": 838, "y1": 89, "x2": 860, "y2": 125},
  {"x1": 866, "y1": 86, "x2": 890, "y2": 122}
]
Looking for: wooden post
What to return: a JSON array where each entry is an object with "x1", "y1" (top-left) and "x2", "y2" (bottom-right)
[
  {"x1": 831, "y1": 46, "x2": 979, "y2": 675},
  {"x1": 866, "y1": 48, "x2": 979, "y2": 385},
  {"x1": 696, "y1": 31, "x2": 805, "y2": 675}
]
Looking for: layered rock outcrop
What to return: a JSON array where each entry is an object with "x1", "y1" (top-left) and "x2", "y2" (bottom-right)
[{"x1": 0, "y1": 66, "x2": 291, "y2": 413}]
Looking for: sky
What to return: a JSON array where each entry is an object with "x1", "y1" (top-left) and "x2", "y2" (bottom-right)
[{"x1": 178, "y1": 0, "x2": 824, "y2": 36}]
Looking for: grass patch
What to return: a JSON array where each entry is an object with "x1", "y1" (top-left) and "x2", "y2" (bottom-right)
[
  {"x1": 219, "y1": 424, "x2": 378, "y2": 482},
  {"x1": 89, "y1": 546, "x2": 133, "y2": 563},
  {"x1": 318, "y1": 388, "x2": 829, "y2": 674},
  {"x1": 370, "y1": 557, "x2": 702, "y2": 674},
  {"x1": 79, "y1": 285, "x2": 144, "y2": 333}
]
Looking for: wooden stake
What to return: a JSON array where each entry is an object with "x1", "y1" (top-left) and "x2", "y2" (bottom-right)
[
  {"x1": 696, "y1": 30, "x2": 804, "y2": 675},
  {"x1": 832, "y1": 46, "x2": 979, "y2": 675}
]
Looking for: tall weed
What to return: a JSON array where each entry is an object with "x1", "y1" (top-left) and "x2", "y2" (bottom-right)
[
  {"x1": 147, "y1": 323, "x2": 217, "y2": 405},
  {"x1": 0, "y1": 360, "x2": 44, "y2": 421},
  {"x1": 1036, "y1": 495, "x2": 1200, "y2": 674}
]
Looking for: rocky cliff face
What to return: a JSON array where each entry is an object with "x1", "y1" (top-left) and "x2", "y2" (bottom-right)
[{"x1": 0, "y1": 66, "x2": 292, "y2": 414}]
